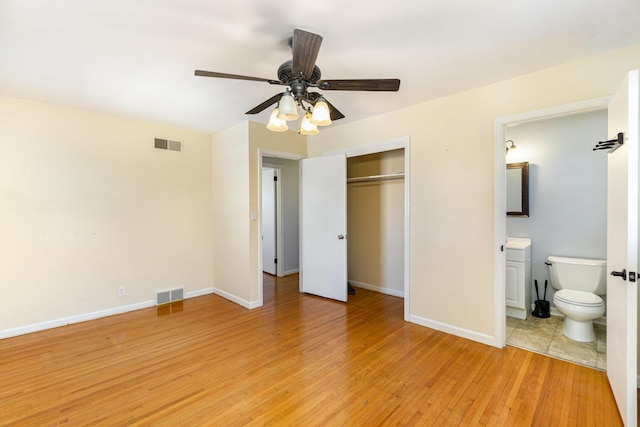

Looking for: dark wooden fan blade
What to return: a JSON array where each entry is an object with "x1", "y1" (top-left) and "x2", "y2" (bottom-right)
[
  {"x1": 325, "y1": 99, "x2": 345, "y2": 121},
  {"x1": 291, "y1": 29, "x2": 323, "y2": 80},
  {"x1": 245, "y1": 93, "x2": 284, "y2": 115},
  {"x1": 195, "y1": 70, "x2": 275, "y2": 83},
  {"x1": 317, "y1": 79, "x2": 401, "y2": 91}
]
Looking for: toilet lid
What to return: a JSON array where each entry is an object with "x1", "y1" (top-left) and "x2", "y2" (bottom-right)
[{"x1": 554, "y1": 289, "x2": 604, "y2": 306}]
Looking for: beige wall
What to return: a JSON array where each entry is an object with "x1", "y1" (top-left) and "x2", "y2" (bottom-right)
[
  {"x1": 0, "y1": 96, "x2": 213, "y2": 334},
  {"x1": 211, "y1": 122, "x2": 306, "y2": 306},
  {"x1": 307, "y1": 43, "x2": 640, "y2": 340},
  {"x1": 211, "y1": 122, "x2": 252, "y2": 303},
  {"x1": 4, "y1": 43, "x2": 640, "y2": 348}
]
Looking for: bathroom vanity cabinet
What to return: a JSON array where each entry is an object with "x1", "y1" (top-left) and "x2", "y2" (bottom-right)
[{"x1": 505, "y1": 238, "x2": 532, "y2": 320}]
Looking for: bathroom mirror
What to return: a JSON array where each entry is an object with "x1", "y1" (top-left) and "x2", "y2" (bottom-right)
[{"x1": 506, "y1": 162, "x2": 529, "y2": 217}]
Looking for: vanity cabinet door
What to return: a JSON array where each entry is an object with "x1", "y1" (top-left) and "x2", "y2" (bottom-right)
[{"x1": 505, "y1": 260, "x2": 524, "y2": 308}]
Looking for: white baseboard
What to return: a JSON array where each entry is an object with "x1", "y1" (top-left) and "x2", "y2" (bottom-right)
[
  {"x1": 0, "y1": 300, "x2": 155, "y2": 340},
  {"x1": 0, "y1": 287, "x2": 215, "y2": 340},
  {"x1": 284, "y1": 268, "x2": 299, "y2": 276},
  {"x1": 186, "y1": 288, "x2": 214, "y2": 299},
  {"x1": 409, "y1": 314, "x2": 500, "y2": 348},
  {"x1": 212, "y1": 287, "x2": 261, "y2": 309},
  {"x1": 349, "y1": 280, "x2": 404, "y2": 298}
]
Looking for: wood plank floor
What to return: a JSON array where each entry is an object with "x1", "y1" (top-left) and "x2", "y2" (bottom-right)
[{"x1": 1, "y1": 274, "x2": 623, "y2": 426}]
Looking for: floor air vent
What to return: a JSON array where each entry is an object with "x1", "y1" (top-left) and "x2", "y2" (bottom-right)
[{"x1": 155, "y1": 287, "x2": 184, "y2": 305}]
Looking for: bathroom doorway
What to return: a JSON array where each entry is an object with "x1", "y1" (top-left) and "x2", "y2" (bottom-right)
[{"x1": 496, "y1": 100, "x2": 609, "y2": 369}]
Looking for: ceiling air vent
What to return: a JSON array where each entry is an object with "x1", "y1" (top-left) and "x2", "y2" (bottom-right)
[{"x1": 154, "y1": 138, "x2": 182, "y2": 152}]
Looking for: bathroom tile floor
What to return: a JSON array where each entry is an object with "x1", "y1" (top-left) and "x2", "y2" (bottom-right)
[{"x1": 506, "y1": 315, "x2": 606, "y2": 371}]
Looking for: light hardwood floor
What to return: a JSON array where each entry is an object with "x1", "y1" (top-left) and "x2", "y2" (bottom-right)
[{"x1": 1, "y1": 274, "x2": 622, "y2": 426}]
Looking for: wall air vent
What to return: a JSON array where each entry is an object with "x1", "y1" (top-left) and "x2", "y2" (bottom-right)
[
  {"x1": 154, "y1": 138, "x2": 168, "y2": 149},
  {"x1": 170, "y1": 288, "x2": 184, "y2": 301},
  {"x1": 154, "y1": 138, "x2": 182, "y2": 152},
  {"x1": 168, "y1": 140, "x2": 182, "y2": 152},
  {"x1": 155, "y1": 290, "x2": 171, "y2": 305},
  {"x1": 155, "y1": 287, "x2": 185, "y2": 305}
]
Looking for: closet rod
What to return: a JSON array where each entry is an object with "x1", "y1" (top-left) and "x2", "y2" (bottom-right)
[{"x1": 347, "y1": 172, "x2": 405, "y2": 183}]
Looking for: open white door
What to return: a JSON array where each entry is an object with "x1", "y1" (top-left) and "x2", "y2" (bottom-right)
[
  {"x1": 262, "y1": 168, "x2": 277, "y2": 275},
  {"x1": 300, "y1": 154, "x2": 347, "y2": 302},
  {"x1": 607, "y1": 69, "x2": 639, "y2": 426}
]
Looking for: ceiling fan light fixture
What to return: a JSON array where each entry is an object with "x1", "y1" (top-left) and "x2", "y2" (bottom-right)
[
  {"x1": 195, "y1": 29, "x2": 402, "y2": 132},
  {"x1": 276, "y1": 91, "x2": 299, "y2": 121},
  {"x1": 310, "y1": 97, "x2": 332, "y2": 126},
  {"x1": 267, "y1": 108, "x2": 288, "y2": 132},
  {"x1": 298, "y1": 112, "x2": 319, "y2": 135}
]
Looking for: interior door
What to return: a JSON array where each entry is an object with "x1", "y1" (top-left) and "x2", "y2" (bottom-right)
[
  {"x1": 607, "y1": 69, "x2": 639, "y2": 426},
  {"x1": 262, "y1": 168, "x2": 277, "y2": 275},
  {"x1": 300, "y1": 154, "x2": 347, "y2": 301}
]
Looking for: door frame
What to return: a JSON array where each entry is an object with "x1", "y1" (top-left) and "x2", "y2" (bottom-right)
[
  {"x1": 323, "y1": 136, "x2": 411, "y2": 320},
  {"x1": 257, "y1": 149, "x2": 305, "y2": 306},
  {"x1": 493, "y1": 96, "x2": 611, "y2": 347}
]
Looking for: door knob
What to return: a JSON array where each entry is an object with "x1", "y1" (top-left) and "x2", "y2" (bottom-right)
[
  {"x1": 611, "y1": 269, "x2": 627, "y2": 280},
  {"x1": 338, "y1": 234, "x2": 345, "y2": 240}
]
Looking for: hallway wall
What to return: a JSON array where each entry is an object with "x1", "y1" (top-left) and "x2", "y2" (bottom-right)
[{"x1": 263, "y1": 156, "x2": 300, "y2": 275}]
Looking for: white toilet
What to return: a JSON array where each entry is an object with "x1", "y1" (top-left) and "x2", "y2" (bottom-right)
[{"x1": 547, "y1": 256, "x2": 606, "y2": 342}]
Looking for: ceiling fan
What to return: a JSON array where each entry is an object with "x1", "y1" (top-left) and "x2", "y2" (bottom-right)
[{"x1": 194, "y1": 29, "x2": 401, "y2": 134}]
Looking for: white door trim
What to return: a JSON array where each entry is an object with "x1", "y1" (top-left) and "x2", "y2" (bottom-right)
[
  {"x1": 493, "y1": 97, "x2": 610, "y2": 348},
  {"x1": 323, "y1": 136, "x2": 411, "y2": 321},
  {"x1": 261, "y1": 149, "x2": 306, "y2": 161}
]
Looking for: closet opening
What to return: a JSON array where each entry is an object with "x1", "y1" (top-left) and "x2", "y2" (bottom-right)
[{"x1": 346, "y1": 149, "x2": 406, "y2": 299}]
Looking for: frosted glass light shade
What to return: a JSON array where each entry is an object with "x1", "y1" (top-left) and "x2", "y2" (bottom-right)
[
  {"x1": 276, "y1": 92, "x2": 299, "y2": 121},
  {"x1": 298, "y1": 112, "x2": 319, "y2": 135},
  {"x1": 267, "y1": 108, "x2": 288, "y2": 132},
  {"x1": 310, "y1": 98, "x2": 332, "y2": 126}
]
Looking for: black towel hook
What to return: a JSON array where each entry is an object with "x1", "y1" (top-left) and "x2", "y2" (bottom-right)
[{"x1": 593, "y1": 132, "x2": 624, "y2": 153}]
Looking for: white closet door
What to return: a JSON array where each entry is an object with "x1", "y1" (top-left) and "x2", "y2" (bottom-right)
[{"x1": 300, "y1": 154, "x2": 347, "y2": 302}]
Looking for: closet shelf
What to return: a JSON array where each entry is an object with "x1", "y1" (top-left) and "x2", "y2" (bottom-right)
[{"x1": 347, "y1": 172, "x2": 405, "y2": 183}]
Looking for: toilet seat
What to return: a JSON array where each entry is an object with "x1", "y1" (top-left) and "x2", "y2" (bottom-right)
[{"x1": 554, "y1": 289, "x2": 603, "y2": 306}]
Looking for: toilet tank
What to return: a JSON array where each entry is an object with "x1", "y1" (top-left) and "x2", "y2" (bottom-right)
[{"x1": 547, "y1": 256, "x2": 607, "y2": 295}]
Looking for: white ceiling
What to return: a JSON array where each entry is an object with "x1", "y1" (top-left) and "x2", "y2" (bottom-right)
[{"x1": 1, "y1": 0, "x2": 639, "y2": 134}]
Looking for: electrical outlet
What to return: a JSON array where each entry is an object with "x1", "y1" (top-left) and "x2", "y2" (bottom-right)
[{"x1": 118, "y1": 286, "x2": 125, "y2": 297}]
